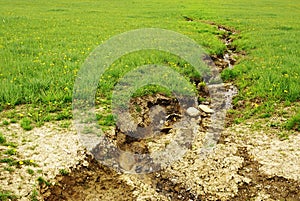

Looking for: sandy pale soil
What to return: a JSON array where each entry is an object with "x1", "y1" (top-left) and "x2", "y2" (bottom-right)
[{"x1": 1, "y1": 104, "x2": 299, "y2": 201}]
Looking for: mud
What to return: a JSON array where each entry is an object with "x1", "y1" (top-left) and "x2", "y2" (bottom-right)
[{"x1": 41, "y1": 154, "x2": 135, "y2": 201}]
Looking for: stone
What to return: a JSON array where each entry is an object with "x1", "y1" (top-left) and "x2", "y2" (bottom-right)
[
  {"x1": 186, "y1": 107, "x2": 200, "y2": 117},
  {"x1": 199, "y1": 105, "x2": 214, "y2": 113}
]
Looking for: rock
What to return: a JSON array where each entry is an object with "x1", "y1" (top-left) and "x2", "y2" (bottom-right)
[
  {"x1": 199, "y1": 105, "x2": 214, "y2": 114},
  {"x1": 186, "y1": 107, "x2": 200, "y2": 117}
]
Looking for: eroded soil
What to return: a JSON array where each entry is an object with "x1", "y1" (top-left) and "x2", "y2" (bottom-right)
[
  {"x1": 39, "y1": 93, "x2": 300, "y2": 201},
  {"x1": 41, "y1": 155, "x2": 135, "y2": 201}
]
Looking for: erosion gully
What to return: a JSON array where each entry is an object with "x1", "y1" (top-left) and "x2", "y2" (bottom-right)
[{"x1": 40, "y1": 19, "x2": 300, "y2": 201}]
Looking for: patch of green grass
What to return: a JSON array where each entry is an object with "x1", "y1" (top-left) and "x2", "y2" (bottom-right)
[
  {"x1": 59, "y1": 168, "x2": 69, "y2": 176},
  {"x1": 0, "y1": 133, "x2": 6, "y2": 144},
  {"x1": 3, "y1": 167, "x2": 15, "y2": 173},
  {"x1": 0, "y1": 0, "x2": 299, "y2": 129},
  {"x1": 10, "y1": 118, "x2": 17, "y2": 123},
  {"x1": 221, "y1": 68, "x2": 239, "y2": 82},
  {"x1": 0, "y1": 190, "x2": 17, "y2": 201},
  {"x1": 0, "y1": 158, "x2": 17, "y2": 166},
  {"x1": 0, "y1": 157, "x2": 38, "y2": 167},
  {"x1": 59, "y1": 120, "x2": 71, "y2": 128},
  {"x1": 2, "y1": 120, "x2": 9, "y2": 126},
  {"x1": 4, "y1": 148, "x2": 17, "y2": 156},
  {"x1": 259, "y1": 113, "x2": 271, "y2": 118},
  {"x1": 37, "y1": 176, "x2": 51, "y2": 186},
  {"x1": 27, "y1": 168, "x2": 35, "y2": 175},
  {"x1": 20, "y1": 118, "x2": 33, "y2": 131},
  {"x1": 284, "y1": 111, "x2": 300, "y2": 131},
  {"x1": 277, "y1": 132, "x2": 289, "y2": 140},
  {"x1": 30, "y1": 189, "x2": 39, "y2": 201}
]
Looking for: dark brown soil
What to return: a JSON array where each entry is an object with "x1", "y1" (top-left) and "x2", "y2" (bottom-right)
[
  {"x1": 41, "y1": 154, "x2": 135, "y2": 201},
  {"x1": 234, "y1": 147, "x2": 300, "y2": 201}
]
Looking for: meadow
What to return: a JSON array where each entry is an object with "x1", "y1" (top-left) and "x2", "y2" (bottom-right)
[{"x1": 0, "y1": 0, "x2": 299, "y2": 129}]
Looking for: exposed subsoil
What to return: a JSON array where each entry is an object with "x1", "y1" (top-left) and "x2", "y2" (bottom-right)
[
  {"x1": 39, "y1": 21, "x2": 300, "y2": 201},
  {"x1": 233, "y1": 147, "x2": 300, "y2": 201},
  {"x1": 42, "y1": 154, "x2": 135, "y2": 201}
]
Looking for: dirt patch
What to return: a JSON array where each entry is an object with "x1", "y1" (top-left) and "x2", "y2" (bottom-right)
[
  {"x1": 234, "y1": 147, "x2": 300, "y2": 201},
  {"x1": 41, "y1": 154, "x2": 135, "y2": 201}
]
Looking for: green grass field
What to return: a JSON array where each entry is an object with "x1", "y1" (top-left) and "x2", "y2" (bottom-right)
[{"x1": 0, "y1": 0, "x2": 299, "y2": 130}]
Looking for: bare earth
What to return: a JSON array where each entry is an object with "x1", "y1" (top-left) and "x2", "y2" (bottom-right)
[{"x1": 1, "y1": 102, "x2": 300, "y2": 201}]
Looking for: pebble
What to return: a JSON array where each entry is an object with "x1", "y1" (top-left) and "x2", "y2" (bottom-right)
[
  {"x1": 199, "y1": 104, "x2": 214, "y2": 113},
  {"x1": 186, "y1": 107, "x2": 200, "y2": 117}
]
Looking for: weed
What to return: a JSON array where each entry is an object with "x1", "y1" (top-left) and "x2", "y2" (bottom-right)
[
  {"x1": 284, "y1": 112, "x2": 300, "y2": 131},
  {"x1": 2, "y1": 120, "x2": 9, "y2": 126},
  {"x1": 4, "y1": 148, "x2": 17, "y2": 156},
  {"x1": 0, "y1": 190, "x2": 17, "y2": 201},
  {"x1": 0, "y1": 158, "x2": 17, "y2": 166},
  {"x1": 278, "y1": 132, "x2": 289, "y2": 140},
  {"x1": 221, "y1": 68, "x2": 238, "y2": 81},
  {"x1": 259, "y1": 113, "x2": 271, "y2": 118},
  {"x1": 98, "y1": 114, "x2": 115, "y2": 127},
  {"x1": 27, "y1": 168, "x2": 35, "y2": 175},
  {"x1": 37, "y1": 177, "x2": 50, "y2": 186},
  {"x1": 0, "y1": 133, "x2": 6, "y2": 144},
  {"x1": 59, "y1": 169, "x2": 69, "y2": 176},
  {"x1": 23, "y1": 159, "x2": 39, "y2": 167},
  {"x1": 10, "y1": 119, "x2": 17, "y2": 123},
  {"x1": 3, "y1": 167, "x2": 15, "y2": 173},
  {"x1": 20, "y1": 118, "x2": 33, "y2": 131},
  {"x1": 59, "y1": 121, "x2": 71, "y2": 128},
  {"x1": 30, "y1": 189, "x2": 39, "y2": 201}
]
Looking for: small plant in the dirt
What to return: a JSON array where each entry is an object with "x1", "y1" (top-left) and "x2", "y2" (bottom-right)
[
  {"x1": 4, "y1": 148, "x2": 17, "y2": 156},
  {"x1": 27, "y1": 168, "x2": 35, "y2": 175},
  {"x1": 259, "y1": 113, "x2": 271, "y2": 118},
  {"x1": 10, "y1": 118, "x2": 17, "y2": 124},
  {"x1": 20, "y1": 117, "x2": 33, "y2": 131},
  {"x1": 0, "y1": 158, "x2": 38, "y2": 167},
  {"x1": 4, "y1": 142, "x2": 17, "y2": 148},
  {"x1": 59, "y1": 120, "x2": 71, "y2": 128},
  {"x1": 37, "y1": 176, "x2": 51, "y2": 186},
  {"x1": 22, "y1": 159, "x2": 39, "y2": 167},
  {"x1": 284, "y1": 112, "x2": 300, "y2": 131},
  {"x1": 0, "y1": 133, "x2": 6, "y2": 144},
  {"x1": 30, "y1": 189, "x2": 39, "y2": 201},
  {"x1": 2, "y1": 120, "x2": 9, "y2": 126},
  {"x1": 0, "y1": 158, "x2": 17, "y2": 166},
  {"x1": 221, "y1": 68, "x2": 238, "y2": 81},
  {"x1": 277, "y1": 132, "x2": 289, "y2": 140},
  {"x1": 3, "y1": 167, "x2": 15, "y2": 173},
  {"x1": 0, "y1": 190, "x2": 17, "y2": 201},
  {"x1": 234, "y1": 117, "x2": 243, "y2": 124},
  {"x1": 97, "y1": 114, "x2": 115, "y2": 126},
  {"x1": 135, "y1": 104, "x2": 142, "y2": 113},
  {"x1": 59, "y1": 168, "x2": 69, "y2": 176}
]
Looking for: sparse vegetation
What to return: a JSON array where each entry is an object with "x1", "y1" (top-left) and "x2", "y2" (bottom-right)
[
  {"x1": 20, "y1": 118, "x2": 33, "y2": 131},
  {"x1": 59, "y1": 169, "x2": 69, "y2": 176},
  {"x1": 285, "y1": 111, "x2": 300, "y2": 131},
  {"x1": 0, "y1": 190, "x2": 17, "y2": 201},
  {"x1": 37, "y1": 177, "x2": 51, "y2": 187}
]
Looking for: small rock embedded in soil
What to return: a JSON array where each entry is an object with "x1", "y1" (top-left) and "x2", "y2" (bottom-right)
[
  {"x1": 186, "y1": 107, "x2": 201, "y2": 117},
  {"x1": 199, "y1": 104, "x2": 214, "y2": 114}
]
